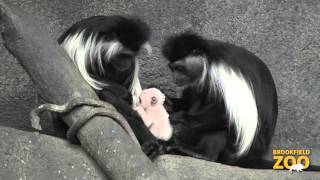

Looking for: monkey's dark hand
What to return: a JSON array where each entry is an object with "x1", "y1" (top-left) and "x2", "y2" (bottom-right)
[
  {"x1": 141, "y1": 140, "x2": 167, "y2": 160},
  {"x1": 165, "y1": 95, "x2": 188, "y2": 113}
]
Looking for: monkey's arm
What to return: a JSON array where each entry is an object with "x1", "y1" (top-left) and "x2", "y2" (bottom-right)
[
  {"x1": 98, "y1": 89, "x2": 153, "y2": 142},
  {"x1": 164, "y1": 96, "x2": 189, "y2": 113},
  {"x1": 144, "y1": 84, "x2": 188, "y2": 112},
  {"x1": 134, "y1": 106, "x2": 153, "y2": 128}
]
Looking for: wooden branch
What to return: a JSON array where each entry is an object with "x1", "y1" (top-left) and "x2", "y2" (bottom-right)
[{"x1": 0, "y1": 1, "x2": 168, "y2": 179}]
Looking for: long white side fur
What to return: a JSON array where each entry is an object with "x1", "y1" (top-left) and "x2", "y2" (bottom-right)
[
  {"x1": 61, "y1": 31, "x2": 108, "y2": 89},
  {"x1": 207, "y1": 62, "x2": 259, "y2": 156},
  {"x1": 129, "y1": 60, "x2": 142, "y2": 107},
  {"x1": 60, "y1": 30, "x2": 142, "y2": 106},
  {"x1": 198, "y1": 56, "x2": 208, "y2": 86}
]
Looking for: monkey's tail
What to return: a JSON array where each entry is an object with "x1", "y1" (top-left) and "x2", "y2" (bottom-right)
[
  {"x1": 240, "y1": 159, "x2": 320, "y2": 172},
  {"x1": 239, "y1": 159, "x2": 274, "y2": 169},
  {"x1": 308, "y1": 165, "x2": 320, "y2": 171}
]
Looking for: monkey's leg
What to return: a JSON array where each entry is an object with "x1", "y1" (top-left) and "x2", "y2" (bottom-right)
[
  {"x1": 197, "y1": 130, "x2": 228, "y2": 161},
  {"x1": 167, "y1": 130, "x2": 228, "y2": 162},
  {"x1": 166, "y1": 144, "x2": 213, "y2": 161}
]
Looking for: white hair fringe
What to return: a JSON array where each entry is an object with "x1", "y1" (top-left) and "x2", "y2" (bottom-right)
[
  {"x1": 199, "y1": 61, "x2": 259, "y2": 156},
  {"x1": 60, "y1": 30, "x2": 143, "y2": 106}
]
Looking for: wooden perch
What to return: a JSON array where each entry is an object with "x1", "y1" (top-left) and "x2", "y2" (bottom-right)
[{"x1": 0, "y1": 0, "x2": 168, "y2": 179}]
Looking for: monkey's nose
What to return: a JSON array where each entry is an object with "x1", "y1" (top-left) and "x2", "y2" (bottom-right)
[
  {"x1": 168, "y1": 63, "x2": 174, "y2": 71},
  {"x1": 142, "y1": 42, "x2": 152, "y2": 55}
]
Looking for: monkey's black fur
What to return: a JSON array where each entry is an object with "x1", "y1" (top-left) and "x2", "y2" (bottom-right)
[{"x1": 58, "y1": 15, "x2": 150, "y2": 52}]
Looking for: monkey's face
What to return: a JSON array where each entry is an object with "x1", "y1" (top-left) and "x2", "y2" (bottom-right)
[
  {"x1": 110, "y1": 52, "x2": 135, "y2": 72},
  {"x1": 168, "y1": 56, "x2": 204, "y2": 87},
  {"x1": 109, "y1": 42, "x2": 151, "y2": 72}
]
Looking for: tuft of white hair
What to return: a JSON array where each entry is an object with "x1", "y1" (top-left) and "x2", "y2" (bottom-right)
[
  {"x1": 129, "y1": 59, "x2": 142, "y2": 107},
  {"x1": 60, "y1": 30, "x2": 143, "y2": 106},
  {"x1": 198, "y1": 56, "x2": 209, "y2": 87},
  {"x1": 206, "y1": 62, "x2": 259, "y2": 156}
]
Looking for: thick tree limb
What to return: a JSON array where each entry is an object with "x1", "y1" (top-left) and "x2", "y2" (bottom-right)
[{"x1": 0, "y1": 0, "x2": 168, "y2": 179}]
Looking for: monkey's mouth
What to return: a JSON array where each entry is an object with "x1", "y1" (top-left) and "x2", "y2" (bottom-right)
[{"x1": 174, "y1": 78, "x2": 189, "y2": 87}]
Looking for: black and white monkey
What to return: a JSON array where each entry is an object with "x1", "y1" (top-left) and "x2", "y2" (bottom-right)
[
  {"x1": 162, "y1": 32, "x2": 278, "y2": 168},
  {"x1": 58, "y1": 15, "x2": 152, "y2": 106},
  {"x1": 58, "y1": 16, "x2": 163, "y2": 154}
]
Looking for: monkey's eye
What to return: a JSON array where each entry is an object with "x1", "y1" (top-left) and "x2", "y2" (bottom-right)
[
  {"x1": 191, "y1": 49, "x2": 203, "y2": 56},
  {"x1": 174, "y1": 65, "x2": 186, "y2": 72}
]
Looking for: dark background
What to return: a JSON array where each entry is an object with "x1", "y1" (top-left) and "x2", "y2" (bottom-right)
[{"x1": 0, "y1": 0, "x2": 319, "y2": 165}]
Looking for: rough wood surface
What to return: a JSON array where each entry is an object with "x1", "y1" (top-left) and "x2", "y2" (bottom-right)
[{"x1": 0, "y1": 1, "x2": 167, "y2": 179}]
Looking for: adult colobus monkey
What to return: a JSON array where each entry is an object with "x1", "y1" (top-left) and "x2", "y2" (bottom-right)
[
  {"x1": 162, "y1": 32, "x2": 278, "y2": 167},
  {"x1": 58, "y1": 15, "x2": 152, "y2": 106},
  {"x1": 58, "y1": 16, "x2": 162, "y2": 154}
]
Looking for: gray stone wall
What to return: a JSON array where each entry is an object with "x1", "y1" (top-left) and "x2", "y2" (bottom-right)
[{"x1": 0, "y1": 0, "x2": 319, "y2": 165}]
